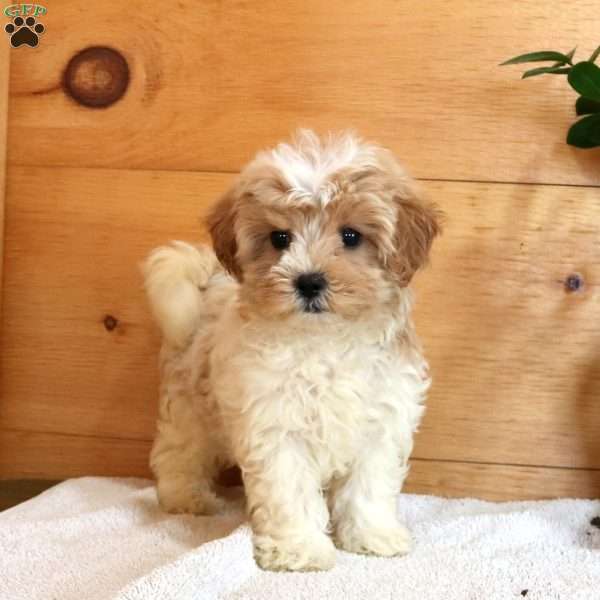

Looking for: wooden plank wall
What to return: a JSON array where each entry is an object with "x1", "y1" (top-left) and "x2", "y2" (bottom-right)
[
  {"x1": 0, "y1": 39, "x2": 8, "y2": 313},
  {"x1": 1, "y1": 1, "x2": 600, "y2": 500}
]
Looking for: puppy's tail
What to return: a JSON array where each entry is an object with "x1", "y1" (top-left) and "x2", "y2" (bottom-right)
[{"x1": 143, "y1": 241, "x2": 220, "y2": 348}]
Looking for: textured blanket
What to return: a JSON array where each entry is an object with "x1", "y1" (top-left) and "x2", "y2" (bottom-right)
[{"x1": 1, "y1": 477, "x2": 599, "y2": 599}]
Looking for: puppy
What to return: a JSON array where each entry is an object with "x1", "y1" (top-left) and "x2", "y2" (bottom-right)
[{"x1": 143, "y1": 130, "x2": 441, "y2": 571}]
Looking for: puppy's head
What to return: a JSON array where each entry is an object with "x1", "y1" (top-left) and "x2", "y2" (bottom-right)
[{"x1": 207, "y1": 130, "x2": 441, "y2": 322}]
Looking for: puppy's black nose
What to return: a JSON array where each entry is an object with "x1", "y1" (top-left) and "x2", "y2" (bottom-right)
[{"x1": 295, "y1": 272, "x2": 327, "y2": 299}]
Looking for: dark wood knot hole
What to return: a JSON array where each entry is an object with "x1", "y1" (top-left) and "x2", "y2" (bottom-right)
[
  {"x1": 103, "y1": 315, "x2": 118, "y2": 331},
  {"x1": 564, "y1": 273, "x2": 584, "y2": 293},
  {"x1": 63, "y1": 47, "x2": 129, "y2": 108}
]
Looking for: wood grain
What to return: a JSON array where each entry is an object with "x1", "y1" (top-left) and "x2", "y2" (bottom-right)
[
  {"x1": 2, "y1": 167, "x2": 600, "y2": 477},
  {"x1": 0, "y1": 39, "x2": 8, "y2": 315},
  {"x1": 405, "y1": 459, "x2": 600, "y2": 501},
  {"x1": 2, "y1": 430, "x2": 599, "y2": 500},
  {"x1": 6, "y1": 1, "x2": 600, "y2": 185},
  {"x1": 1, "y1": 167, "x2": 227, "y2": 441},
  {"x1": 413, "y1": 180, "x2": 600, "y2": 469},
  {"x1": 0, "y1": 430, "x2": 152, "y2": 479}
]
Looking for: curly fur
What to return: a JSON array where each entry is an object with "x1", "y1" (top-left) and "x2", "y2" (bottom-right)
[{"x1": 143, "y1": 130, "x2": 441, "y2": 571}]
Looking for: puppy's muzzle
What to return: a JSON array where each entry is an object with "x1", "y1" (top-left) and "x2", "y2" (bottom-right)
[{"x1": 295, "y1": 272, "x2": 327, "y2": 312}]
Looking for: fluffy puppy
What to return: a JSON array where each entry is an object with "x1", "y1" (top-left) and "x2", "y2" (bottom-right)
[{"x1": 143, "y1": 130, "x2": 441, "y2": 571}]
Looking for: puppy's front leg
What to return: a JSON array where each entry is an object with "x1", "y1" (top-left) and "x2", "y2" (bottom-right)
[
  {"x1": 330, "y1": 438, "x2": 412, "y2": 557},
  {"x1": 243, "y1": 442, "x2": 335, "y2": 572}
]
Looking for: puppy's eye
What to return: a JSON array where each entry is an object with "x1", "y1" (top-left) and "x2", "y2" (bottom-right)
[
  {"x1": 341, "y1": 227, "x2": 362, "y2": 248},
  {"x1": 270, "y1": 230, "x2": 291, "y2": 250}
]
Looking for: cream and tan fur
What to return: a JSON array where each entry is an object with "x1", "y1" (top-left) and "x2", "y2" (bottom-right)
[{"x1": 143, "y1": 130, "x2": 441, "y2": 571}]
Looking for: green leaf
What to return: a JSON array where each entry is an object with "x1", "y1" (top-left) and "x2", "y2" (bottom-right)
[
  {"x1": 589, "y1": 45, "x2": 600, "y2": 63},
  {"x1": 522, "y1": 66, "x2": 571, "y2": 79},
  {"x1": 549, "y1": 48, "x2": 577, "y2": 69},
  {"x1": 500, "y1": 50, "x2": 574, "y2": 66},
  {"x1": 567, "y1": 62, "x2": 600, "y2": 101},
  {"x1": 567, "y1": 113, "x2": 600, "y2": 148},
  {"x1": 575, "y1": 96, "x2": 600, "y2": 115}
]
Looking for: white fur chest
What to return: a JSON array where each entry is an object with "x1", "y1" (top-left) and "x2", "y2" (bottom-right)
[{"x1": 210, "y1": 307, "x2": 429, "y2": 482}]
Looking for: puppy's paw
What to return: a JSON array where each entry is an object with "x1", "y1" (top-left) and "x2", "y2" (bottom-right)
[
  {"x1": 253, "y1": 533, "x2": 336, "y2": 572},
  {"x1": 335, "y1": 523, "x2": 412, "y2": 557},
  {"x1": 157, "y1": 483, "x2": 225, "y2": 515}
]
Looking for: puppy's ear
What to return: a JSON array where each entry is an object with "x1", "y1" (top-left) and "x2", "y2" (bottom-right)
[
  {"x1": 206, "y1": 184, "x2": 243, "y2": 280},
  {"x1": 390, "y1": 190, "x2": 442, "y2": 286}
]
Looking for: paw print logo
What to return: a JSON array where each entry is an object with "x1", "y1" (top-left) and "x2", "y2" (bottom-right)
[{"x1": 5, "y1": 16, "x2": 45, "y2": 48}]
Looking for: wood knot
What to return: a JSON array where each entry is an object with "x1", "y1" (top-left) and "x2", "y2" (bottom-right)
[
  {"x1": 63, "y1": 47, "x2": 129, "y2": 108},
  {"x1": 103, "y1": 315, "x2": 118, "y2": 331},
  {"x1": 564, "y1": 273, "x2": 584, "y2": 293}
]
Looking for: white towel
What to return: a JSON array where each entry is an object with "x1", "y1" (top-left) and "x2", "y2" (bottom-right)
[{"x1": 1, "y1": 477, "x2": 599, "y2": 600}]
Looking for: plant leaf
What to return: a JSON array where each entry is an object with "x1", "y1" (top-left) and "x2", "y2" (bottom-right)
[
  {"x1": 567, "y1": 113, "x2": 600, "y2": 148},
  {"x1": 589, "y1": 45, "x2": 600, "y2": 63},
  {"x1": 549, "y1": 48, "x2": 577, "y2": 69},
  {"x1": 500, "y1": 50, "x2": 574, "y2": 66},
  {"x1": 522, "y1": 66, "x2": 571, "y2": 79},
  {"x1": 568, "y1": 62, "x2": 600, "y2": 101},
  {"x1": 575, "y1": 96, "x2": 600, "y2": 115}
]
